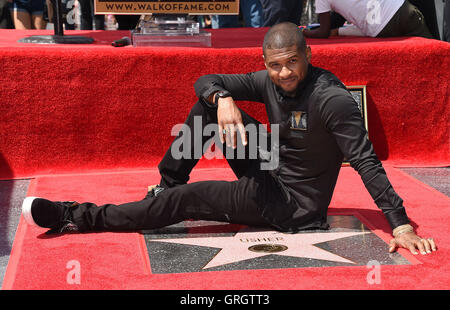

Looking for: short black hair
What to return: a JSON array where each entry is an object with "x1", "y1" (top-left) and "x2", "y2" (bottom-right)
[{"x1": 263, "y1": 22, "x2": 307, "y2": 56}]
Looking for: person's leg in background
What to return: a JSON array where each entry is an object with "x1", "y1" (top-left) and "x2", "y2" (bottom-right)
[
  {"x1": 0, "y1": 0, "x2": 14, "y2": 28},
  {"x1": 10, "y1": 10, "x2": 31, "y2": 28},
  {"x1": 259, "y1": 0, "x2": 304, "y2": 26},
  {"x1": 30, "y1": 0, "x2": 45, "y2": 29},
  {"x1": 45, "y1": 0, "x2": 52, "y2": 26},
  {"x1": 11, "y1": 0, "x2": 45, "y2": 29},
  {"x1": 92, "y1": 0, "x2": 104, "y2": 30},
  {"x1": 401, "y1": 0, "x2": 434, "y2": 38},
  {"x1": 211, "y1": 14, "x2": 239, "y2": 28},
  {"x1": 10, "y1": 0, "x2": 32, "y2": 29},
  {"x1": 78, "y1": 0, "x2": 92, "y2": 29},
  {"x1": 79, "y1": 0, "x2": 104, "y2": 30},
  {"x1": 212, "y1": 0, "x2": 264, "y2": 28},
  {"x1": 408, "y1": 0, "x2": 440, "y2": 39},
  {"x1": 377, "y1": 0, "x2": 433, "y2": 39},
  {"x1": 240, "y1": 0, "x2": 264, "y2": 27},
  {"x1": 259, "y1": 0, "x2": 282, "y2": 27},
  {"x1": 330, "y1": 11, "x2": 346, "y2": 29},
  {"x1": 115, "y1": 14, "x2": 139, "y2": 30},
  {"x1": 31, "y1": 12, "x2": 45, "y2": 28},
  {"x1": 444, "y1": 0, "x2": 450, "y2": 42},
  {"x1": 286, "y1": 0, "x2": 304, "y2": 25}
]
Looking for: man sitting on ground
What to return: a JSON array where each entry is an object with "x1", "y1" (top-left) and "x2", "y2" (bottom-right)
[{"x1": 22, "y1": 22, "x2": 437, "y2": 256}]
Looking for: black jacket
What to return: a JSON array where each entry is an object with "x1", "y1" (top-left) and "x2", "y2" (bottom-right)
[{"x1": 194, "y1": 64, "x2": 409, "y2": 231}]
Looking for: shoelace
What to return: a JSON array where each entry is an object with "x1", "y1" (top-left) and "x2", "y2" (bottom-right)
[
  {"x1": 46, "y1": 221, "x2": 79, "y2": 235},
  {"x1": 45, "y1": 201, "x2": 80, "y2": 235}
]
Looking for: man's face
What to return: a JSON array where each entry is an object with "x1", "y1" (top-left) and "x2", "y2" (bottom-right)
[{"x1": 264, "y1": 45, "x2": 311, "y2": 96}]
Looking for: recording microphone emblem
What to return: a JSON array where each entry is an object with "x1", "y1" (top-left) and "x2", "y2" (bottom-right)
[{"x1": 112, "y1": 37, "x2": 131, "y2": 47}]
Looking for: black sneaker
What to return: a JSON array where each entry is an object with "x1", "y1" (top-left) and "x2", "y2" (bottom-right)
[
  {"x1": 22, "y1": 197, "x2": 80, "y2": 234},
  {"x1": 144, "y1": 185, "x2": 165, "y2": 199}
]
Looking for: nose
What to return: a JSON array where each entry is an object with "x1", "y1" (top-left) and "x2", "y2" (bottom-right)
[{"x1": 279, "y1": 65, "x2": 292, "y2": 79}]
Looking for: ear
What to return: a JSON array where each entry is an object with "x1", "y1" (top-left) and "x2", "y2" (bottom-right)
[
  {"x1": 305, "y1": 46, "x2": 312, "y2": 63},
  {"x1": 262, "y1": 54, "x2": 268, "y2": 69}
]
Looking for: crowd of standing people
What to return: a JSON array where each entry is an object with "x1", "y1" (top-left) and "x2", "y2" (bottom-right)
[{"x1": 0, "y1": 0, "x2": 448, "y2": 42}]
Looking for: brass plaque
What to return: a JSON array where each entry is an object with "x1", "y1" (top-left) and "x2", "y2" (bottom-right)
[
  {"x1": 347, "y1": 85, "x2": 369, "y2": 134},
  {"x1": 248, "y1": 244, "x2": 288, "y2": 253},
  {"x1": 343, "y1": 85, "x2": 369, "y2": 166}
]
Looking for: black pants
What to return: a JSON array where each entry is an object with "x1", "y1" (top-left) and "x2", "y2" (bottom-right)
[
  {"x1": 115, "y1": 15, "x2": 140, "y2": 30},
  {"x1": 71, "y1": 101, "x2": 287, "y2": 232},
  {"x1": 445, "y1": 0, "x2": 450, "y2": 42},
  {"x1": 259, "y1": 0, "x2": 304, "y2": 27},
  {"x1": 377, "y1": 0, "x2": 433, "y2": 39},
  {"x1": 78, "y1": 0, "x2": 104, "y2": 30},
  {"x1": 0, "y1": 0, "x2": 13, "y2": 29}
]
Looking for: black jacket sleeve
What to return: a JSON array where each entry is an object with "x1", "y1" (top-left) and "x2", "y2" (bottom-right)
[
  {"x1": 194, "y1": 72, "x2": 266, "y2": 108},
  {"x1": 321, "y1": 89, "x2": 410, "y2": 230}
]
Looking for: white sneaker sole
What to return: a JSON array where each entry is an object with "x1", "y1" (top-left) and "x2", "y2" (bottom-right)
[{"x1": 22, "y1": 196, "x2": 39, "y2": 227}]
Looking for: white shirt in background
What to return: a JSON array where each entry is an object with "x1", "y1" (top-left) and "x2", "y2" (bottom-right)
[{"x1": 315, "y1": 0, "x2": 405, "y2": 37}]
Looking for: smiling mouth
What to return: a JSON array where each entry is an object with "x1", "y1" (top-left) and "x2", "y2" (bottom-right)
[{"x1": 280, "y1": 78, "x2": 296, "y2": 85}]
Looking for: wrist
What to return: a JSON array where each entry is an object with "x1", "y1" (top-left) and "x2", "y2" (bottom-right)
[
  {"x1": 214, "y1": 90, "x2": 232, "y2": 106},
  {"x1": 393, "y1": 224, "x2": 414, "y2": 237}
]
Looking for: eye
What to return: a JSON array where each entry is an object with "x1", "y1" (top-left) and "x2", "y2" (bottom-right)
[
  {"x1": 289, "y1": 58, "x2": 298, "y2": 64},
  {"x1": 270, "y1": 63, "x2": 282, "y2": 70}
]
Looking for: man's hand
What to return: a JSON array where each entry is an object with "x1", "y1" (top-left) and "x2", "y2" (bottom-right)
[
  {"x1": 216, "y1": 97, "x2": 247, "y2": 149},
  {"x1": 389, "y1": 231, "x2": 437, "y2": 255},
  {"x1": 302, "y1": 12, "x2": 332, "y2": 38}
]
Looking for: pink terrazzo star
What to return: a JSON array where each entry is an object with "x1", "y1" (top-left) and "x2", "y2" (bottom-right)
[{"x1": 156, "y1": 227, "x2": 370, "y2": 269}]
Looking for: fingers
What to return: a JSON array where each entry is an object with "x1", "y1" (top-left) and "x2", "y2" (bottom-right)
[
  {"x1": 388, "y1": 238, "x2": 397, "y2": 253},
  {"x1": 225, "y1": 124, "x2": 233, "y2": 148},
  {"x1": 421, "y1": 238, "x2": 437, "y2": 253},
  {"x1": 236, "y1": 123, "x2": 247, "y2": 146},
  {"x1": 428, "y1": 238, "x2": 437, "y2": 252},
  {"x1": 229, "y1": 124, "x2": 236, "y2": 148},
  {"x1": 221, "y1": 123, "x2": 247, "y2": 149},
  {"x1": 396, "y1": 237, "x2": 437, "y2": 255},
  {"x1": 415, "y1": 239, "x2": 427, "y2": 255},
  {"x1": 218, "y1": 124, "x2": 225, "y2": 144},
  {"x1": 421, "y1": 239, "x2": 431, "y2": 254},
  {"x1": 413, "y1": 238, "x2": 437, "y2": 255},
  {"x1": 219, "y1": 124, "x2": 235, "y2": 148},
  {"x1": 407, "y1": 242, "x2": 419, "y2": 255}
]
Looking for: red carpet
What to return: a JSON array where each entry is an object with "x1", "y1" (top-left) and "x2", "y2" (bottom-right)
[
  {"x1": 1, "y1": 28, "x2": 448, "y2": 290},
  {"x1": 2, "y1": 166, "x2": 449, "y2": 290},
  {"x1": 0, "y1": 29, "x2": 449, "y2": 180}
]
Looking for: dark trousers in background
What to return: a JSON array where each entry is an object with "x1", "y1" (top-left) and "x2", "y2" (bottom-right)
[
  {"x1": 115, "y1": 14, "x2": 139, "y2": 30},
  {"x1": 445, "y1": 0, "x2": 450, "y2": 42},
  {"x1": 377, "y1": 0, "x2": 434, "y2": 39},
  {"x1": 408, "y1": 0, "x2": 440, "y2": 39},
  {"x1": 259, "y1": 0, "x2": 304, "y2": 26},
  {"x1": 330, "y1": 12, "x2": 346, "y2": 29},
  {"x1": 0, "y1": 0, "x2": 13, "y2": 29},
  {"x1": 71, "y1": 101, "x2": 286, "y2": 232},
  {"x1": 78, "y1": 0, "x2": 104, "y2": 30}
]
